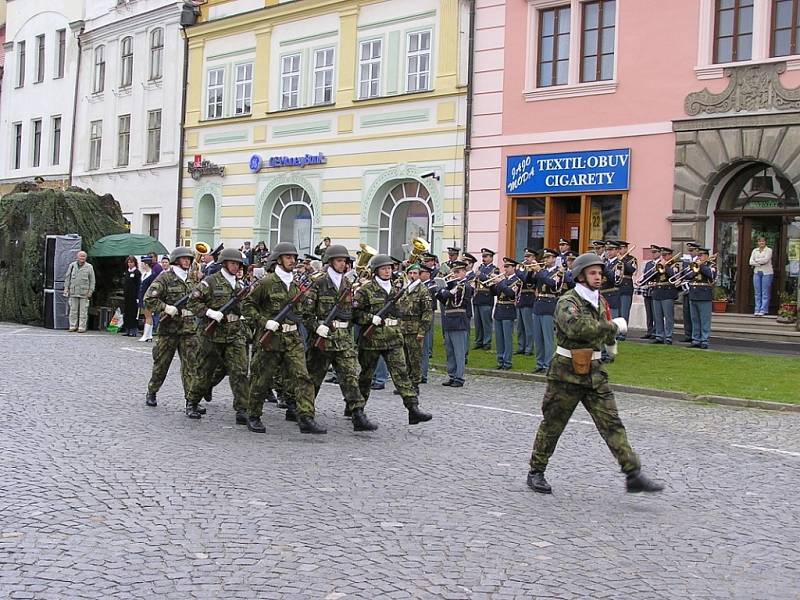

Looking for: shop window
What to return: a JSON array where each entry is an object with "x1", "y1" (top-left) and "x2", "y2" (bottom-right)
[
  {"x1": 588, "y1": 194, "x2": 622, "y2": 240},
  {"x1": 270, "y1": 187, "x2": 313, "y2": 256},
  {"x1": 513, "y1": 198, "x2": 546, "y2": 257},
  {"x1": 379, "y1": 181, "x2": 433, "y2": 259}
]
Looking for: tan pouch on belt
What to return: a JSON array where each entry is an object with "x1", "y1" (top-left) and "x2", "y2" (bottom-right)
[{"x1": 570, "y1": 348, "x2": 594, "y2": 375}]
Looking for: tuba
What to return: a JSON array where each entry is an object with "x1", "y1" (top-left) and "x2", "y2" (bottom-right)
[
  {"x1": 409, "y1": 237, "x2": 430, "y2": 262},
  {"x1": 355, "y1": 243, "x2": 377, "y2": 275},
  {"x1": 189, "y1": 241, "x2": 211, "y2": 283}
]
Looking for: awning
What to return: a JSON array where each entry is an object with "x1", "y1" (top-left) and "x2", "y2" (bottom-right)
[{"x1": 88, "y1": 234, "x2": 168, "y2": 258}]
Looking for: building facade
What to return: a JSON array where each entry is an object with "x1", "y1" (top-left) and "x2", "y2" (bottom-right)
[
  {"x1": 0, "y1": 0, "x2": 83, "y2": 195},
  {"x1": 70, "y1": 0, "x2": 191, "y2": 249},
  {"x1": 181, "y1": 0, "x2": 468, "y2": 260},
  {"x1": 469, "y1": 0, "x2": 800, "y2": 314}
]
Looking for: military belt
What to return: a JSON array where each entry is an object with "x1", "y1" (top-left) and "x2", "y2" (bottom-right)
[
  {"x1": 225, "y1": 314, "x2": 240, "y2": 322},
  {"x1": 332, "y1": 320, "x2": 350, "y2": 328},
  {"x1": 537, "y1": 293, "x2": 557, "y2": 299},
  {"x1": 690, "y1": 282, "x2": 712, "y2": 287},
  {"x1": 556, "y1": 346, "x2": 602, "y2": 361},
  {"x1": 497, "y1": 300, "x2": 515, "y2": 305},
  {"x1": 520, "y1": 290, "x2": 536, "y2": 294},
  {"x1": 383, "y1": 318, "x2": 399, "y2": 326},
  {"x1": 446, "y1": 308, "x2": 466, "y2": 313},
  {"x1": 281, "y1": 323, "x2": 298, "y2": 333}
]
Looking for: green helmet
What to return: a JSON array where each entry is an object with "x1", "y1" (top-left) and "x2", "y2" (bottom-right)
[
  {"x1": 218, "y1": 247, "x2": 244, "y2": 264},
  {"x1": 323, "y1": 244, "x2": 350, "y2": 263},
  {"x1": 272, "y1": 242, "x2": 299, "y2": 257},
  {"x1": 570, "y1": 252, "x2": 605, "y2": 281},
  {"x1": 169, "y1": 246, "x2": 194, "y2": 264},
  {"x1": 368, "y1": 254, "x2": 394, "y2": 270}
]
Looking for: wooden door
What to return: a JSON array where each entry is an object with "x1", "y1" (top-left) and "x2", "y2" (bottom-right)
[{"x1": 741, "y1": 217, "x2": 782, "y2": 314}]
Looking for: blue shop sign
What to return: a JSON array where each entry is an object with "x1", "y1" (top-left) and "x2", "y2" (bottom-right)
[
  {"x1": 249, "y1": 152, "x2": 327, "y2": 173},
  {"x1": 506, "y1": 148, "x2": 631, "y2": 195}
]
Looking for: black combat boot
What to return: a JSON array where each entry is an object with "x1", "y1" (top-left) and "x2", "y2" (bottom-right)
[
  {"x1": 625, "y1": 470, "x2": 664, "y2": 493},
  {"x1": 185, "y1": 405, "x2": 202, "y2": 419},
  {"x1": 276, "y1": 393, "x2": 288, "y2": 409},
  {"x1": 235, "y1": 409, "x2": 248, "y2": 425},
  {"x1": 284, "y1": 405, "x2": 297, "y2": 422},
  {"x1": 203, "y1": 390, "x2": 213, "y2": 403},
  {"x1": 247, "y1": 416, "x2": 266, "y2": 433},
  {"x1": 145, "y1": 392, "x2": 157, "y2": 407},
  {"x1": 351, "y1": 408, "x2": 378, "y2": 432},
  {"x1": 191, "y1": 402, "x2": 207, "y2": 415},
  {"x1": 526, "y1": 470, "x2": 552, "y2": 494},
  {"x1": 407, "y1": 405, "x2": 432, "y2": 425},
  {"x1": 298, "y1": 416, "x2": 327, "y2": 434}
]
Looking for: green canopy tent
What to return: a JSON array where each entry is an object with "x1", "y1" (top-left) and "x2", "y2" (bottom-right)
[{"x1": 88, "y1": 233, "x2": 168, "y2": 258}]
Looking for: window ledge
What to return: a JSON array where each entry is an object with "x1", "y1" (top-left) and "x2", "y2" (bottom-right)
[
  {"x1": 114, "y1": 86, "x2": 132, "y2": 97},
  {"x1": 144, "y1": 78, "x2": 163, "y2": 90},
  {"x1": 695, "y1": 56, "x2": 800, "y2": 80},
  {"x1": 88, "y1": 92, "x2": 104, "y2": 103},
  {"x1": 523, "y1": 80, "x2": 617, "y2": 102}
]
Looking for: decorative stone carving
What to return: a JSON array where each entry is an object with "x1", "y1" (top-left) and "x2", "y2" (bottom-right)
[{"x1": 685, "y1": 62, "x2": 800, "y2": 116}]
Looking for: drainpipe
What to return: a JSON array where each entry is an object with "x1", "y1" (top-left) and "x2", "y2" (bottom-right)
[
  {"x1": 176, "y1": 9, "x2": 193, "y2": 247},
  {"x1": 67, "y1": 21, "x2": 85, "y2": 189},
  {"x1": 462, "y1": 0, "x2": 476, "y2": 251}
]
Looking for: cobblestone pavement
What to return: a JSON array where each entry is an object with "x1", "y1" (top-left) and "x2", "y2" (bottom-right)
[{"x1": 1, "y1": 323, "x2": 799, "y2": 600}]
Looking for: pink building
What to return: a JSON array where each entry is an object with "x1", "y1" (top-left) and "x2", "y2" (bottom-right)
[{"x1": 468, "y1": 0, "x2": 800, "y2": 314}]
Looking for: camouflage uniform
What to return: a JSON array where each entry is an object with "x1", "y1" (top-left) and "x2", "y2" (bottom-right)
[
  {"x1": 529, "y1": 288, "x2": 641, "y2": 475},
  {"x1": 241, "y1": 272, "x2": 316, "y2": 419},
  {"x1": 397, "y1": 281, "x2": 433, "y2": 389},
  {"x1": 186, "y1": 271, "x2": 251, "y2": 413}
]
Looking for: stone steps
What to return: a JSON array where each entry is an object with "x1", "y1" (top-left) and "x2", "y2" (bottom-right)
[{"x1": 674, "y1": 312, "x2": 800, "y2": 344}]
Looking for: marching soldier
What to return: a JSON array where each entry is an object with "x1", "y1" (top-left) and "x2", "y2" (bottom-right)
[
  {"x1": 396, "y1": 263, "x2": 433, "y2": 394},
  {"x1": 419, "y1": 265, "x2": 438, "y2": 384},
  {"x1": 492, "y1": 258, "x2": 520, "y2": 370},
  {"x1": 616, "y1": 240, "x2": 637, "y2": 338},
  {"x1": 681, "y1": 242, "x2": 700, "y2": 342},
  {"x1": 185, "y1": 248, "x2": 251, "y2": 421},
  {"x1": 436, "y1": 260, "x2": 473, "y2": 387},
  {"x1": 686, "y1": 248, "x2": 717, "y2": 349},
  {"x1": 651, "y1": 247, "x2": 679, "y2": 345},
  {"x1": 241, "y1": 242, "x2": 326, "y2": 434},
  {"x1": 473, "y1": 248, "x2": 499, "y2": 350},
  {"x1": 640, "y1": 245, "x2": 661, "y2": 339},
  {"x1": 353, "y1": 254, "x2": 433, "y2": 425},
  {"x1": 304, "y1": 244, "x2": 377, "y2": 431},
  {"x1": 515, "y1": 248, "x2": 537, "y2": 356},
  {"x1": 532, "y1": 249, "x2": 561, "y2": 374},
  {"x1": 526, "y1": 253, "x2": 663, "y2": 495}
]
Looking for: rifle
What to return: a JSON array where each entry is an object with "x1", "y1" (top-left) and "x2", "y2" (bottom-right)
[
  {"x1": 258, "y1": 276, "x2": 312, "y2": 348},
  {"x1": 158, "y1": 292, "x2": 191, "y2": 325},
  {"x1": 312, "y1": 282, "x2": 353, "y2": 351},
  {"x1": 203, "y1": 281, "x2": 253, "y2": 336},
  {"x1": 361, "y1": 279, "x2": 421, "y2": 340}
]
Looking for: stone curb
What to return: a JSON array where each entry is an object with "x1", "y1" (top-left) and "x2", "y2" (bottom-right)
[{"x1": 431, "y1": 364, "x2": 800, "y2": 413}]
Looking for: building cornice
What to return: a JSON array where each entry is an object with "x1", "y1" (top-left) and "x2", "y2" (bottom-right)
[{"x1": 80, "y1": 3, "x2": 183, "y2": 43}]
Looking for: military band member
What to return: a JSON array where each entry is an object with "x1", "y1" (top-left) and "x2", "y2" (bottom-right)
[
  {"x1": 686, "y1": 248, "x2": 717, "y2": 349},
  {"x1": 651, "y1": 247, "x2": 679, "y2": 344},
  {"x1": 353, "y1": 254, "x2": 432, "y2": 425},
  {"x1": 532, "y1": 249, "x2": 561, "y2": 374},
  {"x1": 562, "y1": 251, "x2": 577, "y2": 290},
  {"x1": 601, "y1": 241, "x2": 621, "y2": 319},
  {"x1": 515, "y1": 248, "x2": 537, "y2": 356},
  {"x1": 473, "y1": 248, "x2": 499, "y2": 350},
  {"x1": 419, "y1": 265, "x2": 438, "y2": 384},
  {"x1": 436, "y1": 260, "x2": 473, "y2": 387},
  {"x1": 421, "y1": 253, "x2": 440, "y2": 278},
  {"x1": 681, "y1": 242, "x2": 700, "y2": 342},
  {"x1": 526, "y1": 253, "x2": 663, "y2": 495},
  {"x1": 242, "y1": 242, "x2": 326, "y2": 434},
  {"x1": 443, "y1": 246, "x2": 461, "y2": 271},
  {"x1": 555, "y1": 238, "x2": 571, "y2": 268},
  {"x1": 397, "y1": 263, "x2": 434, "y2": 394},
  {"x1": 592, "y1": 240, "x2": 607, "y2": 258},
  {"x1": 462, "y1": 252, "x2": 478, "y2": 270},
  {"x1": 186, "y1": 248, "x2": 251, "y2": 421},
  {"x1": 492, "y1": 258, "x2": 520, "y2": 370},
  {"x1": 640, "y1": 245, "x2": 662, "y2": 339},
  {"x1": 616, "y1": 240, "x2": 637, "y2": 338},
  {"x1": 304, "y1": 244, "x2": 377, "y2": 431}
]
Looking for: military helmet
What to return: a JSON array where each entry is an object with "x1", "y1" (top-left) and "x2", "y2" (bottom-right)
[
  {"x1": 323, "y1": 244, "x2": 350, "y2": 263},
  {"x1": 169, "y1": 246, "x2": 194, "y2": 264},
  {"x1": 368, "y1": 254, "x2": 394, "y2": 270},
  {"x1": 218, "y1": 247, "x2": 244, "y2": 264},
  {"x1": 272, "y1": 241, "x2": 299, "y2": 257},
  {"x1": 570, "y1": 252, "x2": 605, "y2": 281}
]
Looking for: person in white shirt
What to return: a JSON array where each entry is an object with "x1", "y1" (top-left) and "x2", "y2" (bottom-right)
[{"x1": 749, "y1": 237, "x2": 774, "y2": 316}]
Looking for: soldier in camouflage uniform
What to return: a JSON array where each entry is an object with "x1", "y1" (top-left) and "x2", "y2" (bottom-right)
[
  {"x1": 242, "y1": 242, "x2": 326, "y2": 434},
  {"x1": 353, "y1": 254, "x2": 432, "y2": 425},
  {"x1": 304, "y1": 244, "x2": 378, "y2": 432},
  {"x1": 526, "y1": 253, "x2": 664, "y2": 495},
  {"x1": 144, "y1": 246, "x2": 204, "y2": 414},
  {"x1": 396, "y1": 263, "x2": 433, "y2": 394},
  {"x1": 185, "y1": 248, "x2": 251, "y2": 421}
]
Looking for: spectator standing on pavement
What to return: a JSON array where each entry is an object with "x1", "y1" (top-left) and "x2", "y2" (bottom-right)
[
  {"x1": 254, "y1": 241, "x2": 269, "y2": 264},
  {"x1": 122, "y1": 256, "x2": 142, "y2": 337},
  {"x1": 314, "y1": 236, "x2": 331, "y2": 258},
  {"x1": 749, "y1": 237, "x2": 774, "y2": 316},
  {"x1": 63, "y1": 251, "x2": 95, "y2": 332},
  {"x1": 149, "y1": 252, "x2": 163, "y2": 278},
  {"x1": 242, "y1": 241, "x2": 254, "y2": 266},
  {"x1": 160, "y1": 256, "x2": 170, "y2": 272},
  {"x1": 138, "y1": 257, "x2": 156, "y2": 342}
]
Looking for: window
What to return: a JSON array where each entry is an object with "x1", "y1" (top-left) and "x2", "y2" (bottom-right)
[
  {"x1": 581, "y1": 0, "x2": 615, "y2": 82},
  {"x1": 117, "y1": 115, "x2": 130, "y2": 167},
  {"x1": 146, "y1": 214, "x2": 160, "y2": 240},
  {"x1": 206, "y1": 68, "x2": 224, "y2": 119},
  {"x1": 146, "y1": 110, "x2": 162, "y2": 164},
  {"x1": 89, "y1": 120, "x2": 102, "y2": 170},
  {"x1": 35, "y1": 34, "x2": 45, "y2": 83},
  {"x1": 56, "y1": 29, "x2": 66, "y2": 78},
  {"x1": 280, "y1": 54, "x2": 301, "y2": 109},
  {"x1": 94, "y1": 46, "x2": 106, "y2": 93},
  {"x1": 13, "y1": 123, "x2": 23, "y2": 170},
  {"x1": 313, "y1": 48, "x2": 335, "y2": 105},
  {"x1": 538, "y1": 6, "x2": 571, "y2": 87},
  {"x1": 149, "y1": 28, "x2": 164, "y2": 80},
  {"x1": 358, "y1": 39, "x2": 382, "y2": 99},
  {"x1": 52, "y1": 116, "x2": 62, "y2": 166},
  {"x1": 120, "y1": 36, "x2": 133, "y2": 87},
  {"x1": 406, "y1": 31, "x2": 432, "y2": 92},
  {"x1": 378, "y1": 181, "x2": 433, "y2": 257},
  {"x1": 234, "y1": 63, "x2": 253, "y2": 115},
  {"x1": 267, "y1": 187, "x2": 313, "y2": 255},
  {"x1": 17, "y1": 41, "x2": 26, "y2": 87},
  {"x1": 714, "y1": 0, "x2": 754, "y2": 63},
  {"x1": 32, "y1": 120, "x2": 42, "y2": 167},
  {"x1": 772, "y1": 0, "x2": 800, "y2": 56}
]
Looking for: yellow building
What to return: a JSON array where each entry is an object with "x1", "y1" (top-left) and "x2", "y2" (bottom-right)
[{"x1": 181, "y1": 0, "x2": 469, "y2": 259}]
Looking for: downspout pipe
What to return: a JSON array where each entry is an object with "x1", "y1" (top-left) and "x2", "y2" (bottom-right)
[
  {"x1": 462, "y1": 0, "x2": 476, "y2": 251},
  {"x1": 176, "y1": 21, "x2": 190, "y2": 247},
  {"x1": 67, "y1": 20, "x2": 85, "y2": 189}
]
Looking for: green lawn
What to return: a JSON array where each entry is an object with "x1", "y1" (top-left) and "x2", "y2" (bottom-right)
[{"x1": 430, "y1": 325, "x2": 800, "y2": 404}]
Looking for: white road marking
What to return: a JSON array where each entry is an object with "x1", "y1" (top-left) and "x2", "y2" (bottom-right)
[
  {"x1": 453, "y1": 402, "x2": 594, "y2": 425},
  {"x1": 731, "y1": 444, "x2": 800, "y2": 458},
  {"x1": 0, "y1": 332, "x2": 103, "y2": 338},
  {"x1": 121, "y1": 347, "x2": 153, "y2": 354}
]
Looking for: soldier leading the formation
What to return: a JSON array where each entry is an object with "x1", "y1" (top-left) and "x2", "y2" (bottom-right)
[{"x1": 396, "y1": 263, "x2": 433, "y2": 395}]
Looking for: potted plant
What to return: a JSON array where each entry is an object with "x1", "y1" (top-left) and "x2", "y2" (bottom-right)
[
  {"x1": 712, "y1": 286, "x2": 728, "y2": 313},
  {"x1": 776, "y1": 291, "x2": 798, "y2": 324}
]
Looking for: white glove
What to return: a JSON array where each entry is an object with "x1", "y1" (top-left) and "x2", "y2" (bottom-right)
[
  {"x1": 206, "y1": 309, "x2": 224, "y2": 323},
  {"x1": 163, "y1": 304, "x2": 179, "y2": 317},
  {"x1": 371, "y1": 315, "x2": 383, "y2": 327},
  {"x1": 315, "y1": 324, "x2": 330, "y2": 338},
  {"x1": 612, "y1": 317, "x2": 628, "y2": 336},
  {"x1": 607, "y1": 343, "x2": 618, "y2": 357},
  {"x1": 266, "y1": 319, "x2": 280, "y2": 332}
]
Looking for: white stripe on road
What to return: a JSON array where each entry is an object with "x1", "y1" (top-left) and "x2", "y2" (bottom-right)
[
  {"x1": 453, "y1": 402, "x2": 594, "y2": 425},
  {"x1": 121, "y1": 347, "x2": 153, "y2": 354},
  {"x1": 731, "y1": 444, "x2": 800, "y2": 458}
]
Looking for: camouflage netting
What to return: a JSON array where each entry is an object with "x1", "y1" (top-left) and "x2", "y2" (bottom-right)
[{"x1": 0, "y1": 183, "x2": 128, "y2": 325}]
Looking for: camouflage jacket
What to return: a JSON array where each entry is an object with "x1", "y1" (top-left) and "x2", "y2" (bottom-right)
[
  {"x1": 353, "y1": 278, "x2": 404, "y2": 350},
  {"x1": 397, "y1": 280, "x2": 433, "y2": 336},
  {"x1": 302, "y1": 271, "x2": 355, "y2": 352},
  {"x1": 241, "y1": 271, "x2": 306, "y2": 352},
  {"x1": 144, "y1": 270, "x2": 197, "y2": 336},
  {"x1": 187, "y1": 271, "x2": 247, "y2": 344}
]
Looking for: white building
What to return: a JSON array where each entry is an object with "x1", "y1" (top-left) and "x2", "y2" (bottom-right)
[
  {"x1": 0, "y1": 0, "x2": 83, "y2": 194},
  {"x1": 71, "y1": 0, "x2": 194, "y2": 249}
]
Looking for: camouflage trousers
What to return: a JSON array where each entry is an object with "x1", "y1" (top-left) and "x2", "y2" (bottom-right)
[
  {"x1": 307, "y1": 345, "x2": 365, "y2": 411},
  {"x1": 358, "y1": 345, "x2": 418, "y2": 408},
  {"x1": 147, "y1": 333, "x2": 198, "y2": 398},
  {"x1": 250, "y1": 337, "x2": 315, "y2": 419},
  {"x1": 401, "y1": 333, "x2": 424, "y2": 388},
  {"x1": 529, "y1": 379, "x2": 641, "y2": 474},
  {"x1": 188, "y1": 338, "x2": 250, "y2": 413}
]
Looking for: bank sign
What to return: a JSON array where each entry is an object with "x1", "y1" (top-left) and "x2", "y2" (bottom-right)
[
  {"x1": 506, "y1": 149, "x2": 631, "y2": 195},
  {"x1": 249, "y1": 152, "x2": 327, "y2": 173}
]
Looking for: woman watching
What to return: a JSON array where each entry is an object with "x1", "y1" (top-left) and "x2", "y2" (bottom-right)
[
  {"x1": 749, "y1": 237, "x2": 773, "y2": 316},
  {"x1": 122, "y1": 255, "x2": 142, "y2": 337}
]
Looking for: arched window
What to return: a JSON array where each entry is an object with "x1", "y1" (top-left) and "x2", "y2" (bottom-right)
[
  {"x1": 149, "y1": 28, "x2": 164, "y2": 81},
  {"x1": 120, "y1": 36, "x2": 133, "y2": 87},
  {"x1": 269, "y1": 187, "x2": 313, "y2": 256},
  {"x1": 379, "y1": 181, "x2": 433, "y2": 258},
  {"x1": 93, "y1": 45, "x2": 105, "y2": 93},
  {"x1": 718, "y1": 164, "x2": 799, "y2": 211},
  {"x1": 195, "y1": 193, "x2": 216, "y2": 245}
]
